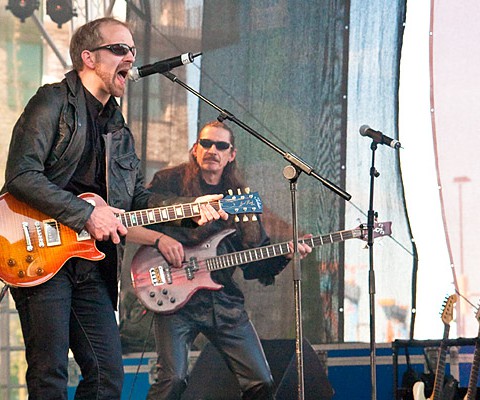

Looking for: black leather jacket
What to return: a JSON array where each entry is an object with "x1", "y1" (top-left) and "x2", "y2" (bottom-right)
[{"x1": 3, "y1": 70, "x2": 150, "y2": 288}]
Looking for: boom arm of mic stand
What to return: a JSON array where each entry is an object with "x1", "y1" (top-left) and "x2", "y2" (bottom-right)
[{"x1": 161, "y1": 71, "x2": 351, "y2": 201}]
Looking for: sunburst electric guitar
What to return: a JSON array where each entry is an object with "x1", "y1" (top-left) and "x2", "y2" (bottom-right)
[
  {"x1": 464, "y1": 304, "x2": 480, "y2": 400},
  {"x1": 0, "y1": 191, "x2": 262, "y2": 287},
  {"x1": 413, "y1": 294, "x2": 457, "y2": 400},
  {"x1": 130, "y1": 221, "x2": 392, "y2": 314}
]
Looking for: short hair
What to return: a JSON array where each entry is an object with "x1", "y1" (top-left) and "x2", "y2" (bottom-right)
[{"x1": 69, "y1": 17, "x2": 133, "y2": 71}]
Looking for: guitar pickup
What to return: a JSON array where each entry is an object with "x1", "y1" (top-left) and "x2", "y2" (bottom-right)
[
  {"x1": 43, "y1": 219, "x2": 61, "y2": 246},
  {"x1": 149, "y1": 265, "x2": 172, "y2": 286}
]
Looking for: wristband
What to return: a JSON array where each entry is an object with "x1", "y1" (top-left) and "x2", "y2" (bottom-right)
[{"x1": 154, "y1": 234, "x2": 164, "y2": 250}]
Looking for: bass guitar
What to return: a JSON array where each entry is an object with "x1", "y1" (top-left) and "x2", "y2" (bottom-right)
[
  {"x1": 0, "y1": 191, "x2": 262, "y2": 287},
  {"x1": 413, "y1": 294, "x2": 457, "y2": 400},
  {"x1": 130, "y1": 221, "x2": 392, "y2": 314},
  {"x1": 464, "y1": 304, "x2": 480, "y2": 400}
]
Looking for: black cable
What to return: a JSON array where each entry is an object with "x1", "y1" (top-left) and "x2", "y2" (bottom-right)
[{"x1": 127, "y1": 310, "x2": 155, "y2": 400}]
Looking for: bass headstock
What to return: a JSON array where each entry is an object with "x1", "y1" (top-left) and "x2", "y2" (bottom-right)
[{"x1": 357, "y1": 221, "x2": 393, "y2": 241}]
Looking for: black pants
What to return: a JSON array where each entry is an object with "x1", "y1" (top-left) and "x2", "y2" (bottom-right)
[
  {"x1": 146, "y1": 310, "x2": 274, "y2": 400},
  {"x1": 11, "y1": 263, "x2": 123, "y2": 400}
]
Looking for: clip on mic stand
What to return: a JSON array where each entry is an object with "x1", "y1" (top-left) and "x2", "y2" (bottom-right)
[
  {"x1": 161, "y1": 71, "x2": 351, "y2": 400},
  {"x1": 366, "y1": 140, "x2": 380, "y2": 400}
]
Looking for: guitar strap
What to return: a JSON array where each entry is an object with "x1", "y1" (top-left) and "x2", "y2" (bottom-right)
[
  {"x1": 401, "y1": 346, "x2": 421, "y2": 396},
  {"x1": 0, "y1": 284, "x2": 9, "y2": 304},
  {"x1": 420, "y1": 349, "x2": 435, "y2": 397},
  {"x1": 105, "y1": 132, "x2": 112, "y2": 203}
]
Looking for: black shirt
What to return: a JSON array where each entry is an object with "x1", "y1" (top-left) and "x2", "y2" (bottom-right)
[
  {"x1": 64, "y1": 87, "x2": 116, "y2": 273},
  {"x1": 64, "y1": 87, "x2": 109, "y2": 199}
]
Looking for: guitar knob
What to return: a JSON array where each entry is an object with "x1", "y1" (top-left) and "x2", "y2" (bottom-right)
[
  {"x1": 26, "y1": 255, "x2": 34, "y2": 263},
  {"x1": 169, "y1": 297, "x2": 176, "y2": 303},
  {"x1": 7, "y1": 259, "x2": 16, "y2": 266},
  {"x1": 149, "y1": 292, "x2": 155, "y2": 298},
  {"x1": 162, "y1": 289, "x2": 168, "y2": 295},
  {"x1": 157, "y1": 300, "x2": 163, "y2": 306},
  {"x1": 36, "y1": 268, "x2": 44, "y2": 276},
  {"x1": 18, "y1": 270, "x2": 25, "y2": 278}
]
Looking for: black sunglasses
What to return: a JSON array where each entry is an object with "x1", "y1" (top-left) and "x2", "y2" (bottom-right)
[
  {"x1": 198, "y1": 139, "x2": 232, "y2": 151},
  {"x1": 89, "y1": 43, "x2": 136, "y2": 57}
]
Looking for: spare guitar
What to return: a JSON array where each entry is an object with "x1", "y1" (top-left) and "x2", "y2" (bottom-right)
[
  {"x1": 464, "y1": 304, "x2": 480, "y2": 400},
  {"x1": 412, "y1": 294, "x2": 457, "y2": 400},
  {"x1": 0, "y1": 190, "x2": 262, "y2": 287},
  {"x1": 130, "y1": 221, "x2": 392, "y2": 314}
]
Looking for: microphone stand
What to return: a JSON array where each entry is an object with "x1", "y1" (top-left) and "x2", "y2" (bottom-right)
[
  {"x1": 366, "y1": 140, "x2": 380, "y2": 400},
  {"x1": 160, "y1": 71, "x2": 351, "y2": 399}
]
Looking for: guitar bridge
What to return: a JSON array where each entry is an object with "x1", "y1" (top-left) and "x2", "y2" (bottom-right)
[{"x1": 149, "y1": 265, "x2": 172, "y2": 286}]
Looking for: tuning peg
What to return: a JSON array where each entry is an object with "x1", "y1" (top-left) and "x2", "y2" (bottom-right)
[
  {"x1": 245, "y1": 187, "x2": 250, "y2": 194},
  {"x1": 237, "y1": 188, "x2": 242, "y2": 195},
  {"x1": 251, "y1": 215, "x2": 257, "y2": 221},
  {"x1": 234, "y1": 215, "x2": 240, "y2": 223},
  {"x1": 243, "y1": 215, "x2": 249, "y2": 222},
  {"x1": 228, "y1": 189, "x2": 233, "y2": 196}
]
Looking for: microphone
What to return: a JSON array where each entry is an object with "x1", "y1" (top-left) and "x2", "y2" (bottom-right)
[
  {"x1": 128, "y1": 52, "x2": 198, "y2": 81},
  {"x1": 359, "y1": 125, "x2": 401, "y2": 149}
]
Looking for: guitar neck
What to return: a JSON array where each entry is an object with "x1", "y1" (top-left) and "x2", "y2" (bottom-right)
[
  {"x1": 432, "y1": 325, "x2": 450, "y2": 400},
  {"x1": 206, "y1": 227, "x2": 362, "y2": 272},
  {"x1": 465, "y1": 334, "x2": 480, "y2": 400},
  {"x1": 117, "y1": 200, "x2": 220, "y2": 228}
]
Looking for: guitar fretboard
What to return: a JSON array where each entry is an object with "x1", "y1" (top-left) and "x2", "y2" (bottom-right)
[
  {"x1": 117, "y1": 201, "x2": 220, "y2": 228},
  {"x1": 432, "y1": 325, "x2": 450, "y2": 400},
  {"x1": 206, "y1": 228, "x2": 363, "y2": 271}
]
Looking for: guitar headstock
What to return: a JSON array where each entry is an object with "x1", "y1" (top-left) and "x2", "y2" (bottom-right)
[
  {"x1": 357, "y1": 221, "x2": 392, "y2": 240},
  {"x1": 441, "y1": 294, "x2": 457, "y2": 325},
  {"x1": 221, "y1": 188, "x2": 263, "y2": 217},
  {"x1": 475, "y1": 302, "x2": 480, "y2": 324}
]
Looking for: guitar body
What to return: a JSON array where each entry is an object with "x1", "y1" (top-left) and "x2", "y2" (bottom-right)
[
  {"x1": 131, "y1": 229, "x2": 236, "y2": 314},
  {"x1": 0, "y1": 192, "x2": 105, "y2": 287},
  {"x1": 413, "y1": 381, "x2": 428, "y2": 400}
]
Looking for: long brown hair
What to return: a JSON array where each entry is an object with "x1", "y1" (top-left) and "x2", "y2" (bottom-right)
[{"x1": 181, "y1": 121, "x2": 245, "y2": 196}]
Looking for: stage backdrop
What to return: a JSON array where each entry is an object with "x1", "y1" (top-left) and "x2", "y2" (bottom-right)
[{"x1": 120, "y1": 0, "x2": 414, "y2": 352}]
